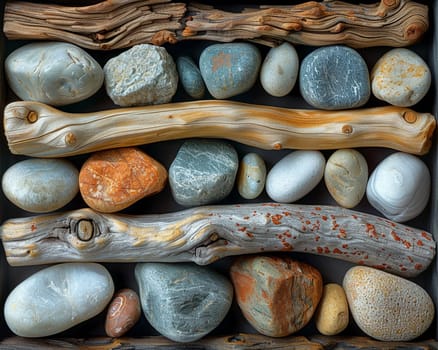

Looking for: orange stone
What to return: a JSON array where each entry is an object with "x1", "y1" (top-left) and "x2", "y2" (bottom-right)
[
  {"x1": 79, "y1": 147, "x2": 167, "y2": 212},
  {"x1": 105, "y1": 288, "x2": 141, "y2": 337},
  {"x1": 230, "y1": 255, "x2": 323, "y2": 337}
]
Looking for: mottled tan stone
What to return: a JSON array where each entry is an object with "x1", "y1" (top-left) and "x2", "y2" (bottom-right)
[{"x1": 230, "y1": 255, "x2": 323, "y2": 337}]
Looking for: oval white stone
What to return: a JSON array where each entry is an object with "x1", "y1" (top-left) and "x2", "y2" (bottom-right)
[
  {"x1": 237, "y1": 153, "x2": 266, "y2": 199},
  {"x1": 5, "y1": 42, "x2": 103, "y2": 106},
  {"x1": 260, "y1": 42, "x2": 299, "y2": 97},
  {"x1": 266, "y1": 150, "x2": 325, "y2": 203},
  {"x1": 366, "y1": 152, "x2": 430, "y2": 222},
  {"x1": 2, "y1": 158, "x2": 79, "y2": 213},
  {"x1": 4, "y1": 263, "x2": 114, "y2": 337}
]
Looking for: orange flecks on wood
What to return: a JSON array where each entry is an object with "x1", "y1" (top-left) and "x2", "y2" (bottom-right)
[{"x1": 271, "y1": 214, "x2": 283, "y2": 225}]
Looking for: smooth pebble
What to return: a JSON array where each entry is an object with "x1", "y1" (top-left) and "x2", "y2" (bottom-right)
[
  {"x1": 199, "y1": 43, "x2": 261, "y2": 99},
  {"x1": 266, "y1": 150, "x2": 325, "y2": 203},
  {"x1": 4, "y1": 263, "x2": 114, "y2": 337},
  {"x1": 260, "y1": 42, "x2": 299, "y2": 97},
  {"x1": 371, "y1": 48, "x2": 431, "y2": 107},
  {"x1": 2, "y1": 158, "x2": 79, "y2": 213},
  {"x1": 343, "y1": 266, "x2": 434, "y2": 341},
  {"x1": 366, "y1": 152, "x2": 430, "y2": 222},
  {"x1": 300, "y1": 46, "x2": 370, "y2": 110},
  {"x1": 177, "y1": 56, "x2": 205, "y2": 99},
  {"x1": 237, "y1": 153, "x2": 266, "y2": 199},
  {"x1": 135, "y1": 263, "x2": 233, "y2": 342},
  {"x1": 324, "y1": 149, "x2": 368, "y2": 208}
]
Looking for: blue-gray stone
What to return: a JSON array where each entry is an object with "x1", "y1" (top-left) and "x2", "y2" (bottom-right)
[
  {"x1": 199, "y1": 43, "x2": 261, "y2": 99},
  {"x1": 299, "y1": 46, "x2": 370, "y2": 110},
  {"x1": 169, "y1": 139, "x2": 238, "y2": 206},
  {"x1": 177, "y1": 56, "x2": 205, "y2": 99},
  {"x1": 135, "y1": 263, "x2": 233, "y2": 342}
]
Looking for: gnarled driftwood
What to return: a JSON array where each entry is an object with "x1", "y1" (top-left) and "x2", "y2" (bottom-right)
[
  {"x1": 3, "y1": 0, "x2": 428, "y2": 49},
  {"x1": 4, "y1": 100, "x2": 435, "y2": 158},
  {"x1": 1, "y1": 203, "x2": 435, "y2": 277}
]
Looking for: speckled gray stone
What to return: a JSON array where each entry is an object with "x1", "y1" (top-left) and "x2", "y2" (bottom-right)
[
  {"x1": 169, "y1": 140, "x2": 238, "y2": 206},
  {"x1": 177, "y1": 56, "x2": 205, "y2": 99},
  {"x1": 299, "y1": 46, "x2": 370, "y2": 110},
  {"x1": 199, "y1": 43, "x2": 261, "y2": 99},
  {"x1": 135, "y1": 263, "x2": 233, "y2": 342}
]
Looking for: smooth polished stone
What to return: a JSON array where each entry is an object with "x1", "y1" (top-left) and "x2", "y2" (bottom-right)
[
  {"x1": 2, "y1": 158, "x2": 79, "y2": 213},
  {"x1": 169, "y1": 140, "x2": 238, "y2": 206},
  {"x1": 371, "y1": 48, "x2": 431, "y2": 107},
  {"x1": 79, "y1": 147, "x2": 167, "y2": 213},
  {"x1": 199, "y1": 43, "x2": 261, "y2": 99},
  {"x1": 104, "y1": 44, "x2": 178, "y2": 106},
  {"x1": 135, "y1": 263, "x2": 233, "y2": 342},
  {"x1": 230, "y1": 255, "x2": 323, "y2": 337},
  {"x1": 4, "y1": 263, "x2": 114, "y2": 337},
  {"x1": 260, "y1": 42, "x2": 299, "y2": 97},
  {"x1": 237, "y1": 153, "x2": 266, "y2": 199},
  {"x1": 177, "y1": 56, "x2": 205, "y2": 99},
  {"x1": 324, "y1": 149, "x2": 368, "y2": 208},
  {"x1": 266, "y1": 150, "x2": 325, "y2": 203},
  {"x1": 299, "y1": 45, "x2": 370, "y2": 110},
  {"x1": 5, "y1": 42, "x2": 103, "y2": 106},
  {"x1": 366, "y1": 152, "x2": 430, "y2": 222},
  {"x1": 343, "y1": 266, "x2": 434, "y2": 341}
]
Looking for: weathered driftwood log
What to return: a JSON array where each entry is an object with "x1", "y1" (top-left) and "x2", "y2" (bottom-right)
[
  {"x1": 3, "y1": 0, "x2": 428, "y2": 49},
  {"x1": 4, "y1": 100, "x2": 435, "y2": 158},
  {"x1": 1, "y1": 204, "x2": 435, "y2": 277}
]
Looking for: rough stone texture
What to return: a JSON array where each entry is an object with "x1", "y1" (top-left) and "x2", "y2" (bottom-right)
[
  {"x1": 105, "y1": 288, "x2": 141, "y2": 338},
  {"x1": 177, "y1": 56, "x2": 205, "y2": 99},
  {"x1": 343, "y1": 266, "x2": 434, "y2": 341},
  {"x1": 230, "y1": 255, "x2": 323, "y2": 337},
  {"x1": 4, "y1": 263, "x2": 114, "y2": 337},
  {"x1": 5, "y1": 42, "x2": 103, "y2": 106},
  {"x1": 299, "y1": 46, "x2": 370, "y2": 110},
  {"x1": 2, "y1": 158, "x2": 79, "y2": 213},
  {"x1": 79, "y1": 147, "x2": 167, "y2": 213},
  {"x1": 104, "y1": 44, "x2": 178, "y2": 106},
  {"x1": 366, "y1": 152, "x2": 430, "y2": 222},
  {"x1": 324, "y1": 149, "x2": 368, "y2": 208},
  {"x1": 371, "y1": 48, "x2": 431, "y2": 107},
  {"x1": 135, "y1": 262, "x2": 233, "y2": 342},
  {"x1": 199, "y1": 43, "x2": 261, "y2": 99},
  {"x1": 169, "y1": 139, "x2": 238, "y2": 206},
  {"x1": 237, "y1": 153, "x2": 266, "y2": 200}
]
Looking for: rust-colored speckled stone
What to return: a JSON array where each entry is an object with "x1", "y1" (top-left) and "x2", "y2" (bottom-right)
[
  {"x1": 105, "y1": 288, "x2": 141, "y2": 338},
  {"x1": 230, "y1": 255, "x2": 323, "y2": 337},
  {"x1": 79, "y1": 147, "x2": 167, "y2": 212}
]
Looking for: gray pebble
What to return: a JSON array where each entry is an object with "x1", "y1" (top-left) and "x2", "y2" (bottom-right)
[
  {"x1": 169, "y1": 140, "x2": 238, "y2": 206},
  {"x1": 177, "y1": 56, "x2": 205, "y2": 99},
  {"x1": 299, "y1": 46, "x2": 370, "y2": 110},
  {"x1": 135, "y1": 263, "x2": 233, "y2": 342}
]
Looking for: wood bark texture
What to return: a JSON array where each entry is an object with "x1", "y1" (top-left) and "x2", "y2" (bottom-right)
[
  {"x1": 4, "y1": 100, "x2": 435, "y2": 158},
  {"x1": 1, "y1": 203, "x2": 435, "y2": 277},
  {"x1": 3, "y1": 0, "x2": 429, "y2": 49}
]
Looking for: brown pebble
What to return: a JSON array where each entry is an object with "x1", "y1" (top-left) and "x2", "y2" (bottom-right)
[
  {"x1": 230, "y1": 255, "x2": 323, "y2": 337},
  {"x1": 105, "y1": 288, "x2": 141, "y2": 338},
  {"x1": 79, "y1": 147, "x2": 167, "y2": 212}
]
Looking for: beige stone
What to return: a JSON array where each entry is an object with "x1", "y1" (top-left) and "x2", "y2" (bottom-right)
[{"x1": 315, "y1": 283, "x2": 349, "y2": 335}]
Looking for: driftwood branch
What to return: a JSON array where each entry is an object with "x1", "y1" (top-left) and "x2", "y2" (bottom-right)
[
  {"x1": 1, "y1": 203, "x2": 435, "y2": 277},
  {"x1": 4, "y1": 100, "x2": 435, "y2": 158},
  {"x1": 3, "y1": 0, "x2": 429, "y2": 49}
]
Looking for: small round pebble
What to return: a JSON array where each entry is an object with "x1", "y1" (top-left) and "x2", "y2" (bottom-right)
[
  {"x1": 266, "y1": 150, "x2": 325, "y2": 203},
  {"x1": 371, "y1": 48, "x2": 431, "y2": 107},
  {"x1": 260, "y1": 42, "x2": 299, "y2": 97},
  {"x1": 177, "y1": 56, "x2": 205, "y2": 99},
  {"x1": 324, "y1": 149, "x2": 368, "y2": 208},
  {"x1": 169, "y1": 139, "x2": 238, "y2": 206},
  {"x1": 343, "y1": 266, "x2": 434, "y2": 341},
  {"x1": 237, "y1": 153, "x2": 266, "y2": 199},
  {"x1": 315, "y1": 283, "x2": 349, "y2": 336},
  {"x1": 2, "y1": 158, "x2": 79, "y2": 213},
  {"x1": 199, "y1": 43, "x2": 261, "y2": 99},
  {"x1": 299, "y1": 46, "x2": 370, "y2": 110},
  {"x1": 366, "y1": 152, "x2": 430, "y2": 222}
]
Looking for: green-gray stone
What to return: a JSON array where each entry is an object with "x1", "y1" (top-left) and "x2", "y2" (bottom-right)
[{"x1": 177, "y1": 56, "x2": 205, "y2": 99}]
